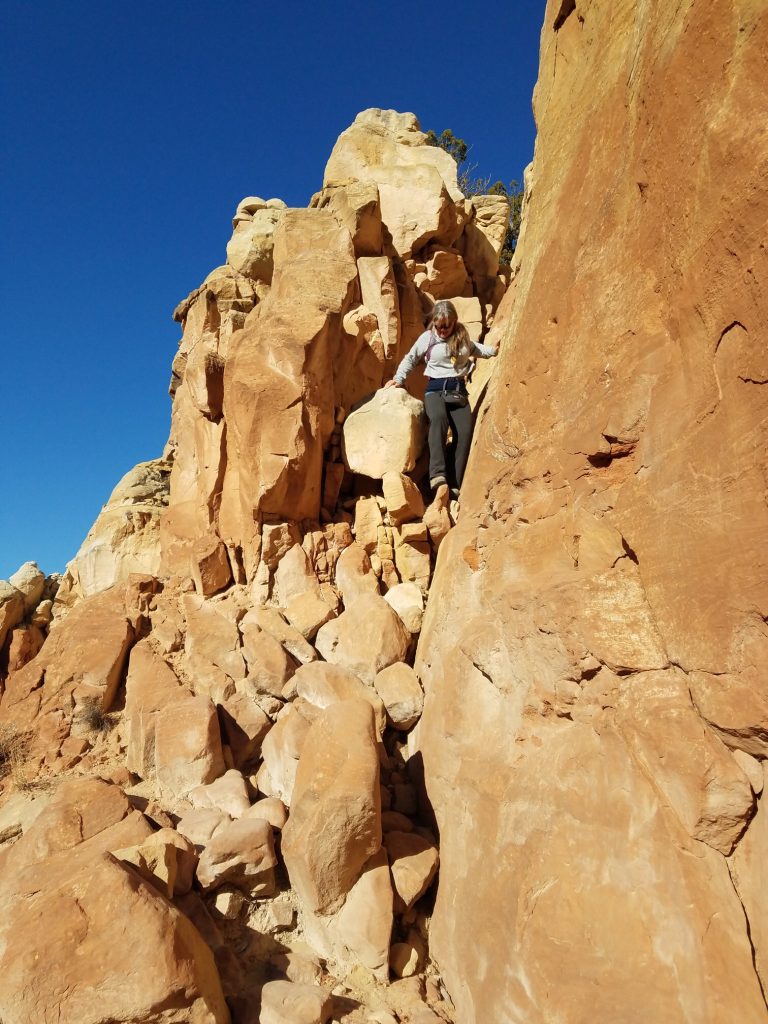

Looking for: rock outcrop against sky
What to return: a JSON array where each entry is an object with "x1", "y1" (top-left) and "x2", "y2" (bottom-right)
[
  {"x1": 0, "y1": 108, "x2": 507, "y2": 1023},
  {"x1": 1, "y1": 1, "x2": 767, "y2": 1022}
]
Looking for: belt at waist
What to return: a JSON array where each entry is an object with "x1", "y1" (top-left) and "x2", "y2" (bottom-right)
[{"x1": 425, "y1": 377, "x2": 467, "y2": 394}]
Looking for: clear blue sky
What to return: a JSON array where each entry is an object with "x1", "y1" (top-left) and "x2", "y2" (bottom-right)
[{"x1": 0, "y1": 0, "x2": 544, "y2": 580}]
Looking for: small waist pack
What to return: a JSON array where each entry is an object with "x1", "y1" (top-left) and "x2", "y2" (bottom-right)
[
  {"x1": 429, "y1": 378, "x2": 469, "y2": 408},
  {"x1": 443, "y1": 389, "x2": 468, "y2": 408}
]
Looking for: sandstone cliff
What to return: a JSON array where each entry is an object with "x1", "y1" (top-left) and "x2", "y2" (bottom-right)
[{"x1": 415, "y1": 1, "x2": 768, "y2": 1021}]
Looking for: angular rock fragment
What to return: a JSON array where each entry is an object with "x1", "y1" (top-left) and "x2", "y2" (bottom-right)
[
  {"x1": 383, "y1": 582, "x2": 424, "y2": 634},
  {"x1": 242, "y1": 606, "x2": 318, "y2": 665},
  {"x1": 259, "y1": 980, "x2": 332, "y2": 1024},
  {"x1": 8, "y1": 561, "x2": 45, "y2": 614},
  {"x1": 240, "y1": 622, "x2": 297, "y2": 697},
  {"x1": 294, "y1": 661, "x2": 387, "y2": 735},
  {"x1": 191, "y1": 533, "x2": 232, "y2": 597},
  {"x1": 284, "y1": 589, "x2": 336, "y2": 640},
  {"x1": 196, "y1": 816, "x2": 277, "y2": 893},
  {"x1": 382, "y1": 471, "x2": 425, "y2": 525},
  {"x1": 314, "y1": 594, "x2": 411, "y2": 685},
  {"x1": 256, "y1": 701, "x2": 313, "y2": 805},
  {"x1": 373, "y1": 663, "x2": 424, "y2": 730},
  {"x1": 154, "y1": 695, "x2": 226, "y2": 798},
  {"x1": 383, "y1": 830, "x2": 439, "y2": 911},
  {"x1": 115, "y1": 827, "x2": 197, "y2": 897},
  {"x1": 218, "y1": 691, "x2": 272, "y2": 768},
  {"x1": 334, "y1": 542, "x2": 380, "y2": 603},
  {"x1": 188, "y1": 768, "x2": 251, "y2": 819}
]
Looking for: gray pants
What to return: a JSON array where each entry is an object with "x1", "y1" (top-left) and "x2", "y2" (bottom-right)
[{"x1": 424, "y1": 391, "x2": 473, "y2": 488}]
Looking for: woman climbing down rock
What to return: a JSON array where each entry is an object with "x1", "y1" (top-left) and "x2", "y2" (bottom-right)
[{"x1": 385, "y1": 299, "x2": 498, "y2": 497}]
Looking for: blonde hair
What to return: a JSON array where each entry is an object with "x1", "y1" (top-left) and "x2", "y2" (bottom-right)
[{"x1": 428, "y1": 300, "x2": 472, "y2": 366}]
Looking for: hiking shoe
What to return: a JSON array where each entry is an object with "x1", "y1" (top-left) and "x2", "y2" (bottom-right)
[{"x1": 429, "y1": 475, "x2": 447, "y2": 490}]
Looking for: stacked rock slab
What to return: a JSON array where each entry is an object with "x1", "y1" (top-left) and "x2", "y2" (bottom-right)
[{"x1": 414, "y1": 3, "x2": 768, "y2": 1023}]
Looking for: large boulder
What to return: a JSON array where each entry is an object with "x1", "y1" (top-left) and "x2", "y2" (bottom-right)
[
  {"x1": 63, "y1": 460, "x2": 171, "y2": 600},
  {"x1": 226, "y1": 198, "x2": 287, "y2": 283},
  {"x1": 0, "y1": 854, "x2": 230, "y2": 1024},
  {"x1": 293, "y1": 661, "x2": 386, "y2": 735},
  {"x1": 8, "y1": 562, "x2": 45, "y2": 614},
  {"x1": 2, "y1": 585, "x2": 135, "y2": 743},
  {"x1": 457, "y1": 194, "x2": 510, "y2": 281},
  {"x1": 196, "y1": 816, "x2": 277, "y2": 893},
  {"x1": 314, "y1": 594, "x2": 411, "y2": 685},
  {"x1": 324, "y1": 108, "x2": 466, "y2": 258},
  {"x1": 282, "y1": 699, "x2": 382, "y2": 914},
  {"x1": 342, "y1": 388, "x2": 426, "y2": 478}
]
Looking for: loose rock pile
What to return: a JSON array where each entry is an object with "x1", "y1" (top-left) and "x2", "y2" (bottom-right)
[{"x1": 0, "y1": 108, "x2": 511, "y2": 1024}]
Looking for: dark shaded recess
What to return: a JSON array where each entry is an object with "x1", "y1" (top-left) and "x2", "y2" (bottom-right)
[
  {"x1": 554, "y1": 0, "x2": 577, "y2": 31},
  {"x1": 621, "y1": 537, "x2": 639, "y2": 564}
]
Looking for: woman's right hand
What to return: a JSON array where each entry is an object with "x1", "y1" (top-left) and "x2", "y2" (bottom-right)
[{"x1": 384, "y1": 379, "x2": 402, "y2": 389}]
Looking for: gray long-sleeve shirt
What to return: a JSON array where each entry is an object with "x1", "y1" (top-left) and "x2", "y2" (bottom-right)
[{"x1": 393, "y1": 329, "x2": 497, "y2": 384}]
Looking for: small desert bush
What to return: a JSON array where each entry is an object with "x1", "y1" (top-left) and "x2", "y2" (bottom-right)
[{"x1": 75, "y1": 696, "x2": 114, "y2": 735}]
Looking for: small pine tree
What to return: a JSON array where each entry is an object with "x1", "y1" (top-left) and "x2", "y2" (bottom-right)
[{"x1": 425, "y1": 128, "x2": 524, "y2": 263}]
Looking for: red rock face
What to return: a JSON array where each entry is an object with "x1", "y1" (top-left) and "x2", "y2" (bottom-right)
[{"x1": 416, "y1": 2, "x2": 768, "y2": 1021}]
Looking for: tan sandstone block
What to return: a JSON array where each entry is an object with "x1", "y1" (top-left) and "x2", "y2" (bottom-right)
[
  {"x1": 240, "y1": 623, "x2": 297, "y2": 697},
  {"x1": 342, "y1": 388, "x2": 427, "y2": 478},
  {"x1": 383, "y1": 831, "x2": 439, "y2": 911},
  {"x1": 8, "y1": 561, "x2": 45, "y2": 615},
  {"x1": 115, "y1": 828, "x2": 197, "y2": 898},
  {"x1": 314, "y1": 594, "x2": 411, "y2": 685},
  {"x1": 0, "y1": 854, "x2": 230, "y2": 1024},
  {"x1": 259, "y1": 980, "x2": 332, "y2": 1024},
  {"x1": 331, "y1": 846, "x2": 393, "y2": 978},
  {"x1": 196, "y1": 816, "x2": 277, "y2": 894},
  {"x1": 353, "y1": 496, "x2": 383, "y2": 553},
  {"x1": 424, "y1": 248, "x2": 469, "y2": 300},
  {"x1": 358, "y1": 255, "x2": 400, "y2": 361},
  {"x1": 0, "y1": 581, "x2": 25, "y2": 652},
  {"x1": 393, "y1": 537, "x2": 431, "y2": 595},
  {"x1": 242, "y1": 606, "x2": 318, "y2": 665},
  {"x1": 282, "y1": 699, "x2": 382, "y2": 914},
  {"x1": 191, "y1": 533, "x2": 232, "y2": 597},
  {"x1": 284, "y1": 589, "x2": 337, "y2": 640},
  {"x1": 383, "y1": 582, "x2": 424, "y2": 634},
  {"x1": 154, "y1": 695, "x2": 226, "y2": 798},
  {"x1": 244, "y1": 796, "x2": 288, "y2": 830},
  {"x1": 189, "y1": 768, "x2": 251, "y2": 819},
  {"x1": 382, "y1": 471, "x2": 425, "y2": 525},
  {"x1": 256, "y1": 702, "x2": 313, "y2": 805},
  {"x1": 373, "y1": 663, "x2": 424, "y2": 730},
  {"x1": 218, "y1": 691, "x2": 272, "y2": 769},
  {"x1": 274, "y1": 544, "x2": 321, "y2": 606},
  {"x1": 293, "y1": 661, "x2": 387, "y2": 736},
  {"x1": 334, "y1": 542, "x2": 380, "y2": 604},
  {"x1": 324, "y1": 109, "x2": 466, "y2": 258}
]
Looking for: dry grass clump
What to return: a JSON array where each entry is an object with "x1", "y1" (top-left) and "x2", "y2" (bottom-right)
[
  {"x1": 75, "y1": 696, "x2": 114, "y2": 735},
  {"x1": 0, "y1": 725, "x2": 32, "y2": 789}
]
